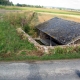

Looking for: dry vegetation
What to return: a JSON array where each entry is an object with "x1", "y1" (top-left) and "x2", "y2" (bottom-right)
[{"x1": 38, "y1": 13, "x2": 80, "y2": 23}]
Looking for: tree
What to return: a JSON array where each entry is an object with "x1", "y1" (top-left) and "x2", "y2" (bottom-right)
[
  {"x1": 16, "y1": 3, "x2": 22, "y2": 7},
  {"x1": 16, "y1": 3, "x2": 43, "y2": 8},
  {"x1": 0, "y1": 0, "x2": 13, "y2": 6}
]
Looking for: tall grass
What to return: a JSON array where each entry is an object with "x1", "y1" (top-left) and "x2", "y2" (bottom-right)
[
  {"x1": 0, "y1": 16, "x2": 36, "y2": 58},
  {"x1": 3, "y1": 11, "x2": 39, "y2": 37}
]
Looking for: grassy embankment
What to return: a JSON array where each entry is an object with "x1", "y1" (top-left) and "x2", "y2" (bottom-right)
[
  {"x1": 0, "y1": 6, "x2": 80, "y2": 61},
  {"x1": 0, "y1": 11, "x2": 41, "y2": 61}
]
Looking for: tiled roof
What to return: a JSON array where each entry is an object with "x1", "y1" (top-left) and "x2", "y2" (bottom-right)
[{"x1": 36, "y1": 17, "x2": 80, "y2": 44}]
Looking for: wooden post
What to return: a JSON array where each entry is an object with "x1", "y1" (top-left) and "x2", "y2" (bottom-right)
[{"x1": 39, "y1": 30, "x2": 40, "y2": 39}]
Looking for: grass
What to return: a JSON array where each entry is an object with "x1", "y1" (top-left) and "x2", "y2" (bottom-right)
[
  {"x1": 0, "y1": 7, "x2": 80, "y2": 61},
  {"x1": 0, "y1": 19, "x2": 36, "y2": 59},
  {"x1": 3, "y1": 11, "x2": 39, "y2": 37},
  {"x1": 0, "y1": 52, "x2": 80, "y2": 61},
  {"x1": 35, "y1": 10, "x2": 80, "y2": 16},
  {"x1": 0, "y1": 44, "x2": 80, "y2": 61},
  {"x1": 0, "y1": 6, "x2": 80, "y2": 16}
]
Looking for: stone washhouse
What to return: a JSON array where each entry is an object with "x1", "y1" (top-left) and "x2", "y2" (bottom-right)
[{"x1": 36, "y1": 17, "x2": 80, "y2": 46}]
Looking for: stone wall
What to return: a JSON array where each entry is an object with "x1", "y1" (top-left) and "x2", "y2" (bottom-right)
[
  {"x1": 16, "y1": 28, "x2": 80, "y2": 54},
  {"x1": 16, "y1": 28, "x2": 49, "y2": 53}
]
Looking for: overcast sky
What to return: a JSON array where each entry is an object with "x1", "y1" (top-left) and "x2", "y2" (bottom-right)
[{"x1": 10, "y1": 0, "x2": 80, "y2": 9}]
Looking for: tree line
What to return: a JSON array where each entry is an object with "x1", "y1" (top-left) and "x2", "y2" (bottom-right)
[
  {"x1": 16, "y1": 3, "x2": 43, "y2": 8},
  {"x1": 0, "y1": 0, "x2": 43, "y2": 8},
  {"x1": 0, "y1": 0, "x2": 13, "y2": 6}
]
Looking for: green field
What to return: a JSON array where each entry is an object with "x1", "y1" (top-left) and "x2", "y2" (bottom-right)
[
  {"x1": 0, "y1": 6, "x2": 80, "y2": 15},
  {"x1": 0, "y1": 6, "x2": 80, "y2": 61}
]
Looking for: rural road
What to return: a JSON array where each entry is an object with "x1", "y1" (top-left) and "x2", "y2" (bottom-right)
[{"x1": 0, "y1": 60, "x2": 80, "y2": 80}]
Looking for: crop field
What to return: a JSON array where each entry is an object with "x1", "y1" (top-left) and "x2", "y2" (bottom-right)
[
  {"x1": 38, "y1": 13, "x2": 80, "y2": 23},
  {"x1": 0, "y1": 6, "x2": 80, "y2": 15},
  {"x1": 0, "y1": 5, "x2": 80, "y2": 22},
  {"x1": 0, "y1": 6, "x2": 80, "y2": 61}
]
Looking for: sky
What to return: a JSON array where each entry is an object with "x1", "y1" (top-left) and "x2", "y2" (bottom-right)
[{"x1": 10, "y1": 0, "x2": 80, "y2": 9}]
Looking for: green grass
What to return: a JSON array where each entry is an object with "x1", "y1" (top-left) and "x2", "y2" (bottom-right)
[
  {"x1": 0, "y1": 6, "x2": 80, "y2": 16},
  {"x1": 0, "y1": 45, "x2": 80, "y2": 61},
  {"x1": 35, "y1": 10, "x2": 80, "y2": 16},
  {"x1": 0, "y1": 20, "x2": 36, "y2": 58},
  {"x1": 0, "y1": 52, "x2": 80, "y2": 61}
]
